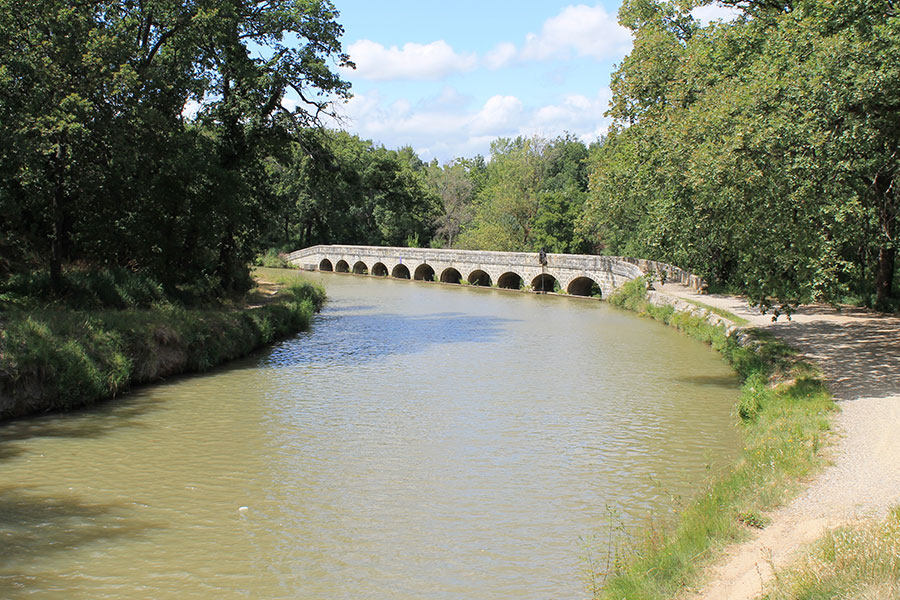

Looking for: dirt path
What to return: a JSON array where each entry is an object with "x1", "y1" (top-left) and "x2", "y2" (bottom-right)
[{"x1": 658, "y1": 284, "x2": 900, "y2": 600}]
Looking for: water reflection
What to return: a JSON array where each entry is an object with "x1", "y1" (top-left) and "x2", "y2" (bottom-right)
[
  {"x1": 268, "y1": 310, "x2": 513, "y2": 367},
  {"x1": 0, "y1": 271, "x2": 741, "y2": 599}
]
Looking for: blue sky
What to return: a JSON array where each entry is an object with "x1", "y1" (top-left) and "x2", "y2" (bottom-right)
[{"x1": 313, "y1": 1, "x2": 736, "y2": 163}]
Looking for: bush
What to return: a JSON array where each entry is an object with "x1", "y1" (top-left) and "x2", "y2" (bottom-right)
[
  {"x1": 0, "y1": 267, "x2": 169, "y2": 311},
  {"x1": 253, "y1": 249, "x2": 296, "y2": 269}
]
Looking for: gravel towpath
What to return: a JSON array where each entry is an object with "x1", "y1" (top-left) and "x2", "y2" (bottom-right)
[{"x1": 658, "y1": 284, "x2": 900, "y2": 600}]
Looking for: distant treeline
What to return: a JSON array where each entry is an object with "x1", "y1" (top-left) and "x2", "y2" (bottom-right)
[{"x1": 1, "y1": 0, "x2": 897, "y2": 312}]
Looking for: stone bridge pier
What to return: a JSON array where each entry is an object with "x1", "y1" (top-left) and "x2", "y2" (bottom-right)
[{"x1": 284, "y1": 245, "x2": 705, "y2": 298}]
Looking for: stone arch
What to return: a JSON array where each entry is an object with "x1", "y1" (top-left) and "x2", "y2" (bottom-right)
[
  {"x1": 335, "y1": 260, "x2": 350, "y2": 273},
  {"x1": 440, "y1": 267, "x2": 462, "y2": 284},
  {"x1": 567, "y1": 276, "x2": 602, "y2": 298},
  {"x1": 414, "y1": 264, "x2": 435, "y2": 282},
  {"x1": 352, "y1": 261, "x2": 368, "y2": 275},
  {"x1": 319, "y1": 258, "x2": 333, "y2": 271},
  {"x1": 468, "y1": 269, "x2": 492, "y2": 287},
  {"x1": 497, "y1": 271, "x2": 524, "y2": 290},
  {"x1": 392, "y1": 264, "x2": 411, "y2": 279},
  {"x1": 532, "y1": 273, "x2": 558, "y2": 293},
  {"x1": 371, "y1": 262, "x2": 388, "y2": 277}
]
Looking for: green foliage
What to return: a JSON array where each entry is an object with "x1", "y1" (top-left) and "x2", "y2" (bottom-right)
[
  {"x1": 737, "y1": 372, "x2": 773, "y2": 421},
  {"x1": 253, "y1": 249, "x2": 297, "y2": 270},
  {"x1": 598, "y1": 278, "x2": 835, "y2": 598},
  {"x1": 0, "y1": 278, "x2": 325, "y2": 420},
  {"x1": 0, "y1": 0, "x2": 351, "y2": 295},
  {"x1": 425, "y1": 159, "x2": 478, "y2": 247},
  {"x1": 0, "y1": 267, "x2": 168, "y2": 311},
  {"x1": 585, "y1": 0, "x2": 900, "y2": 312},
  {"x1": 459, "y1": 135, "x2": 592, "y2": 253},
  {"x1": 262, "y1": 130, "x2": 439, "y2": 249}
]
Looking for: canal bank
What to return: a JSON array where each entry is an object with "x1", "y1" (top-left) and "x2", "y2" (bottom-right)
[
  {"x1": 655, "y1": 285, "x2": 900, "y2": 600},
  {"x1": 594, "y1": 277, "x2": 842, "y2": 599},
  {"x1": 0, "y1": 277, "x2": 324, "y2": 421}
]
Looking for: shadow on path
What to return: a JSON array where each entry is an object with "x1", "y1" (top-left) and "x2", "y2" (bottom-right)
[{"x1": 769, "y1": 307, "x2": 900, "y2": 401}]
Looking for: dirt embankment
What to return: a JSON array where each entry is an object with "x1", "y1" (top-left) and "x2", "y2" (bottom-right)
[{"x1": 660, "y1": 286, "x2": 900, "y2": 600}]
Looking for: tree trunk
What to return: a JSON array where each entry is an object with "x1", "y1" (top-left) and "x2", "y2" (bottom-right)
[
  {"x1": 875, "y1": 245, "x2": 895, "y2": 309},
  {"x1": 873, "y1": 173, "x2": 896, "y2": 310},
  {"x1": 50, "y1": 143, "x2": 67, "y2": 293}
]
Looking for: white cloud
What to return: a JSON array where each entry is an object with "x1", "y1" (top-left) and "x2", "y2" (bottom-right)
[
  {"x1": 691, "y1": 3, "x2": 743, "y2": 25},
  {"x1": 531, "y1": 90, "x2": 613, "y2": 141},
  {"x1": 328, "y1": 87, "x2": 613, "y2": 162},
  {"x1": 181, "y1": 100, "x2": 202, "y2": 119},
  {"x1": 482, "y1": 4, "x2": 632, "y2": 70},
  {"x1": 484, "y1": 42, "x2": 518, "y2": 70},
  {"x1": 344, "y1": 39, "x2": 477, "y2": 81},
  {"x1": 470, "y1": 95, "x2": 524, "y2": 134},
  {"x1": 520, "y1": 4, "x2": 632, "y2": 63}
]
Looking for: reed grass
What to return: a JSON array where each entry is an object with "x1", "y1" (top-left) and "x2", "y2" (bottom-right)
[{"x1": 594, "y1": 277, "x2": 835, "y2": 599}]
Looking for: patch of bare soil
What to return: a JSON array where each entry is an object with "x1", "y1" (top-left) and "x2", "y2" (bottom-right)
[{"x1": 659, "y1": 286, "x2": 900, "y2": 600}]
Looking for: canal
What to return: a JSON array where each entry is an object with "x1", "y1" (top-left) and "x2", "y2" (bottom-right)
[{"x1": 0, "y1": 269, "x2": 741, "y2": 599}]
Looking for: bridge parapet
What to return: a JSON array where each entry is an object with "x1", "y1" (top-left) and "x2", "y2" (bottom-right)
[{"x1": 284, "y1": 245, "x2": 705, "y2": 297}]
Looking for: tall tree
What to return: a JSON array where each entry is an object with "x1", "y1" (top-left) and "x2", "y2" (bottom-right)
[
  {"x1": 585, "y1": 0, "x2": 900, "y2": 311},
  {"x1": 460, "y1": 135, "x2": 591, "y2": 253},
  {"x1": 0, "y1": 0, "x2": 353, "y2": 293},
  {"x1": 426, "y1": 160, "x2": 476, "y2": 248}
]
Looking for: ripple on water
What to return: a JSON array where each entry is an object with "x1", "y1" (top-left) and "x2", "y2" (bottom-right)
[{"x1": 0, "y1": 275, "x2": 740, "y2": 599}]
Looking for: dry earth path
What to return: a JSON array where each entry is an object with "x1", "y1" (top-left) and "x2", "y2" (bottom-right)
[{"x1": 657, "y1": 284, "x2": 900, "y2": 600}]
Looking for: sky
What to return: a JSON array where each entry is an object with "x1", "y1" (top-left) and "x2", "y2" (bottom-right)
[
  {"x1": 304, "y1": 1, "x2": 738, "y2": 164},
  {"x1": 315, "y1": 0, "x2": 629, "y2": 163}
]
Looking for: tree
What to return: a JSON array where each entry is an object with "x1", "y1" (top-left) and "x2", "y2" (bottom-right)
[
  {"x1": 460, "y1": 135, "x2": 591, "y2": 253},
  {"x1": 426, "y1": 160, "x2": 476, "y2": 247},
  {"x1": 585, "y1": 0, "x2": 900, "y2": 312},
  {"x1": 263, "y1": 130, "x2": 439, "y2": 250},
  {"x1": 0, "y1": 0, "x2": 353, "y2": 294}
]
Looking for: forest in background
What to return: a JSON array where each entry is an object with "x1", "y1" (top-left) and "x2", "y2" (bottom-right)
[{"x1": 1, "y1": 0, "x2": 897, "y2": 313}]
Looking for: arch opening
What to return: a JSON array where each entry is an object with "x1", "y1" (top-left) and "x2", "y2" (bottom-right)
[
  {"x1": 531, "y1": 273, "x2": 559, "y2": 293},
  {"x1": 440, "y1": 268, "x2": 462, "y2": 284},
  {"x1": 335, "y1": 260, "x2": 350, "y2": 273},
  {"x1": 372, "y1": 262, "x2": 388, "y2": 277},
  {"x1": 414, "y1": 264, "x2": 435, "y2": 282},
  {"x1": 497, "y1": 272, "x2": 524, "y2": 290},
  {"x1": 568, "y1": 277, "x2": 602, "y2": 298},
  {"x1": 352, "y1": 261, "x2": 368, "y2": 275},
  {"x1": 468, "y1": 270, "x2": 492, "y2": 287},
  {"x1": 392, "y1": 264, "x2": 411, "y2": 279},
  {"x1": 318, "y1": 259, "x2": 333, "y2": 272}
]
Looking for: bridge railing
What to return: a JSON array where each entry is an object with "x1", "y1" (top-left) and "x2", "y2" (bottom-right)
[{"x1": 284, "y1": 245, "x2": 706, "y2": 291}]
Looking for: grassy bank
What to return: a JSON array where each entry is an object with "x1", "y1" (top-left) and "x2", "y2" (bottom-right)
[
  {"x1": 0, "y1": 274, "x2": 324, "y2": 421},
  {"x1": 594, "y1": 278, "x2": 835, "y2": 599}
]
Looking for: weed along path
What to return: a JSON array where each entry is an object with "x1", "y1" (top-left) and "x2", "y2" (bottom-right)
[{"x1": 659, "y1": 283, "x2": 900, "y2": 600}]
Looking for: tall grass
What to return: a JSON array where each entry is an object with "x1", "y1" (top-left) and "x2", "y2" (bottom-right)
[
  {"x1": 763, "y1": 508, "x2": 900, "y2": 600},
  {"x1": 253, "y1": 248, "x2": 298, "y2": 270},
  {"x1": 593, "y1": 277, "x2": 835, "y2": 599},
  {"x1": 0, "y1": 266, "x2": 171, "y2": 311},
  {"x1": 0, "y1": 278, "x2": 325, "y2": 421}
]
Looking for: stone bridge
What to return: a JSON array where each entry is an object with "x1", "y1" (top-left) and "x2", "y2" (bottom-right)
[{"x1": 284, "y1": 245, "x2": 705, "y2": 298}]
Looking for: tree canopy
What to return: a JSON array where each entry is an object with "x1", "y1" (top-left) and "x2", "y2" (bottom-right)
[
  {"x1": 0, "y1": 0, "x2": 352, "y2": 295},
  {"x1": 583, "y1": 0, "x2": 899, "y2": 312},
  {"x1": 2, "y1": 0, "x2": 897, "y2": 314}
]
